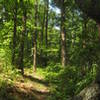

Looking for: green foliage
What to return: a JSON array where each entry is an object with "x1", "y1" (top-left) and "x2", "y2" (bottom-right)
[
  {"x1": 46, "y1": 65, "x2": 96, "y2": 100},
  {"x1": 46, "y1": 63, "x2": 61, "y2": 73},
  {"x1": 45, "y1": 63, "x2": 62, "y2": 83}
]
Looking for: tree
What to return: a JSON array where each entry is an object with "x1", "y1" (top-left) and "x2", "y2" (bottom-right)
[
  {"x1": 19, "y1": 0, "x2": 27, "y2": 75},
  {"x1": 60, "y1": 0, "x2": 66, "y2": 67},
  {"x1": 51, "y1": 0, "x2": 67, "y2": 67},
  {"x1": 45, "y1": 0, "x2": 49, "y2": 48},
  {"x1": 41, "y1": 5, "x2": 45, "y2": 49},
  {"x1": 12, "y1": 0, "x2": 17, "y2": 65},
  {"x1": 44, "y1": 0, "x2": 49, "y2": 66},
  {"x1": 33, "y1": 0, "x2": 38, "y2": 72}
]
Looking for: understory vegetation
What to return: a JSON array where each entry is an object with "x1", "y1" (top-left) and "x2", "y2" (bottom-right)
[{"x1": 0, "y1": 46, "x2": 97, "y2": 100}]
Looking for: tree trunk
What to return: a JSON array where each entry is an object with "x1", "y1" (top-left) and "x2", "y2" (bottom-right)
[
  {"x1": 45, "y1": 0, "x2": 49, "y2": 48},
  {"x1": 41, "y1": 6, "x2": 46, "y2": 46},
  {"x1": 33, "y1": 0, "x2": 38, "y2": 72},
  {"x1": 44, "y1": 0, "x2": 49, "y2": 66},
  {"x1": 19, "y1": 2, "x2": 27, "y2": 75},
  {"x1": 61, "y1": 0, "x2": 66, "y2": 67},
  {"x1": 12, "y1": 0, "x2": 17, "y2": 65},
  {"x1": 40, "y1": 6, "x2": 45, "y2": 57}
]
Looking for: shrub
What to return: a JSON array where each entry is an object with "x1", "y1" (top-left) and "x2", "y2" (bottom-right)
[{"x1": 46, "y1": 65, "x2": 96, "y2": 100}]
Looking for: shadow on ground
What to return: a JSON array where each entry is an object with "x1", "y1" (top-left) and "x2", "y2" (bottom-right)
[
  {"x1": 0, "y1": 72, "x2": 50, "y2": 100},
  {"x1": 0, "y1": 82, "x2": 49, "y2": 100},
  {"x1": 23, "y1": 75, "x2": 49, "y2": 87},
  {"x1": 0, "y1": 83, "x2": 36, "y2": 100}
]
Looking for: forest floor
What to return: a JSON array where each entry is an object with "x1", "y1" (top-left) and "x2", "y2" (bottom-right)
[{"x1": 0, "y1": 67, "x2": 50, "y2": 100}]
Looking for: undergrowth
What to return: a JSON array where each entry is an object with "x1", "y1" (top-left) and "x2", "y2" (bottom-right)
[{"x1": 45, "y1": 64, "x2": 97, "y2": 100}]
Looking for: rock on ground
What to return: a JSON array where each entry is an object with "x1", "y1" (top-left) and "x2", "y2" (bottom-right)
[{"x1": 73, "y1": 83, "x2": 100, "y2": 100}]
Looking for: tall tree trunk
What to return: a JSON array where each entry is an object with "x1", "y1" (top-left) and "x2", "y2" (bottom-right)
[
  {"x1": 12, "y1": 0, "x2": 17, "y2": 65},
  {"x1": 41, "y1": 6, "x2": 46, "y2": 46},
  {"x1": 45, "y1": 0, "x2": 49, "y2": 66},
  {"x1": 33, "y1": 0, "x2": 38, "y2": 72},
  {"x1": 19, "y1": 2, "x2": 27, "y2": 75},
  {"x1": 61, "y1": 0, "x2": 66, "y2": 67},
  {"x1": 45, "y1": 0, "x2": 49, "y2": 48},
  {"x1": 40, "y1": 6, "x2": 45, "y2": 57}
]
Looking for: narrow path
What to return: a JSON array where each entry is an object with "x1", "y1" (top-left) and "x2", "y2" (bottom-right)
[
  {"x1": 14, "y1": 74, "x2": 50, "y2": 100},
  {"x1": 0, "y1": 69, "x2": 50, "y2": 100}
]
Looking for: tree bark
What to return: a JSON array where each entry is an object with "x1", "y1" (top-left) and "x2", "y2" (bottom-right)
[
  {"x1": 44, "y1": 0, "x2": 49, "y2": 66},
  {"x1": 33, "y1": 0, "x2": 38, "y2": 72},
  {"x1": 40, "y1": 6, "x2": 45, "y2": 57},
  {"x1": 12, "y1": 0, "x2": 17, "y2": 65},
  {"x1": 19, "y1": 2, "x2": 27, "y2": 75},
  {"x1": 45, "y1": 0, "x2": 49, "y2": 48},
  {"x1": 41, "y1": 6, "x2": 46, "y2": 46},
  {"x1": 61, "y1": 0, "x2": 66, "y2": 67}
]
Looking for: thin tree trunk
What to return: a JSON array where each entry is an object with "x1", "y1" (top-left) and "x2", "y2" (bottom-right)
[
  {"x1": 12, "y1": 0, "x2": 17, "y2": 65},
  {"x1": 41, "y1": 6, "x2": 45, "y2": 46},
  {"x1": 19, "y1": 3, "x2": 27, "y2": 75},
  {"x1": 61, "y1": 0, "x2": 66, "y2": 67},
  {"x1": 45, "y1": 0, "x2": 49, "y2": 48},
  {"x1": 40, "y1": 6, "x2": 45, "y2": 57},
  {"x1": 45, "y1": 0, "x2": 49, "y2": 66},
  {"x1": 33, "y1": 0, "x2": 38, "y2": 72}
]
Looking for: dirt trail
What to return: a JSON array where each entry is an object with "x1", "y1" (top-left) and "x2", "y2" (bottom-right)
[
  {"x1": 14, "y1": 74, "x2": 49, "y2": 100},
  {"x1": 2, "y1": 70, "x2": 50, "y2": 100}
]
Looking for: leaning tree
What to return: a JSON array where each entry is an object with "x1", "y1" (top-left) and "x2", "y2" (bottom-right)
[{"x1": 74, "y1": 0, "x2": 100, "y2": 100}]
